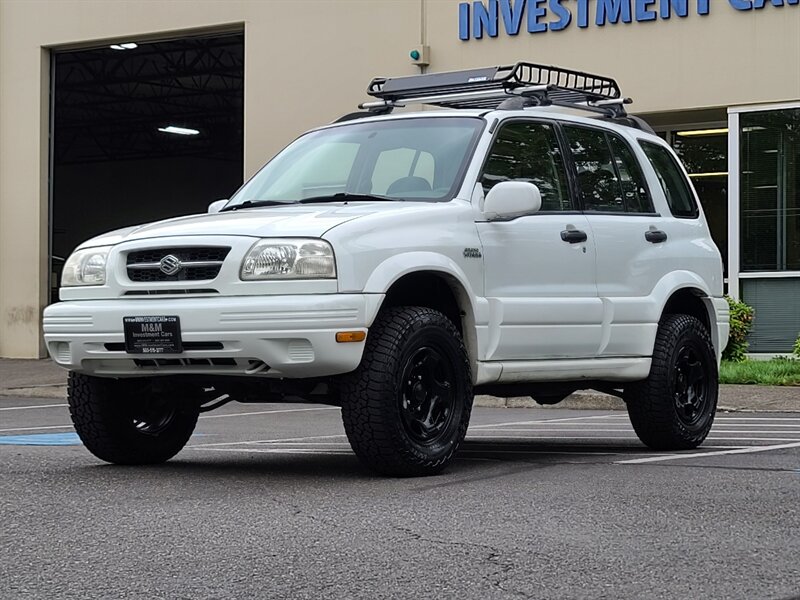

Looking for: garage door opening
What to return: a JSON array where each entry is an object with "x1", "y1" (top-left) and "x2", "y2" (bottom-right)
[{"x1": 50, "y1": 32, "x2": 244, "y2": 302}]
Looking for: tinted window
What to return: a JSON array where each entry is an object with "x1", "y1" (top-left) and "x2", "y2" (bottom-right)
[
  {"x1": 607, "y1": 135, "x2": 654, "y2": 213},
  {"x1": 480, "y1": 121, "x2": 571, "y2": 211},
  {"x1": 640, "y1": 141, "x2": 699, "y2": 218},
  {"x1": 564, "y1": 125, "x2": 622, "y2": 212}
]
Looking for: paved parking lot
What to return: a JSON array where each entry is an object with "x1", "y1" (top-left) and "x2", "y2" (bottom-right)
[{"x1": 2, "y1": 396, "x2": 799, "y2": 599}]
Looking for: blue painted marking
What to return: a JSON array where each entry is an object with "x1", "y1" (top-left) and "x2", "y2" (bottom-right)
[{"x1": 0, "y1": 432, "x2": 82, "y2": 446}]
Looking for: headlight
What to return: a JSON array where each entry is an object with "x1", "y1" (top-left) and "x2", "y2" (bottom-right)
[
  {"x1": 61, "y1": 246, "x2": 111, "y2": 287},
  {"x1": 240, "y1": 238, "x2": 336, "y2": 280}
]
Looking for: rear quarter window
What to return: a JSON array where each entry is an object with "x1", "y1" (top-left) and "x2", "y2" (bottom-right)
[{"x1": 639, "y1": 140, "x2": 699, "y2": 219}]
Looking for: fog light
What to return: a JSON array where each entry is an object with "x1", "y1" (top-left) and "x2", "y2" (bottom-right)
[{"x1": 336, "y1": 331, "x2": 366, "y2": 343}]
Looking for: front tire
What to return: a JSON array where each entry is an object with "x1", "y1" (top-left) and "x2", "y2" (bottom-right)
[
  {"x1": 625, "y1": 314, "x2": 718, "y2": 450},
  {"x1": 68, "y1": 372, "x2": 199, "y2": 465},
  {"x1": 340, "y1": 306, "x2": 473, "y2": 477}
]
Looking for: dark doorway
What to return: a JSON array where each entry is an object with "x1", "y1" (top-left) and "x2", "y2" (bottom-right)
[{"x1": 50, "y1": 32, "x2": 244, "y2": 302}]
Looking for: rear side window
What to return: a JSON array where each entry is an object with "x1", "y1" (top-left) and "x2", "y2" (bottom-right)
[
  {"x1": 480, "y1": 121, "x2": 572, "y2": 211},
  {"x1": 639, "y1": 141, "x2": 699, "y2": 218},
  {"x1": 563, "y1": 125, "x2": 653, "y2": 213},
  {"x1": 607, "y1": 135, "x2": 653, "y2": 213}
]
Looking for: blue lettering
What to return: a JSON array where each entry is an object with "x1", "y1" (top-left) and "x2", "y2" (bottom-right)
[
  {"x1": 459, "y1": 2, "x2": 471, "y2": 39},
  {"x1": 499, "y1": 0, "x2": 526, "y2": 35},
  {"x1": 635, "y1": 0, "x2": 657, "y2": 20},
  {"x1": 549, "y1": 0, "x2": 572, "y2": 30},
  {"x1": 473, "y1": 0, "x2": 499, "y2": 38},
  {"x1": 728, "y1": 0, "x2": 752, "y2": 9},
  {"x1": 577, "y1": 0, "x2": 590, "y2": 25},
  {"x1": 597, "y1": 0, "x2": 633, "y2": 24},
  {"x1": 660, "y1": 0, "x2": 688, "y2": 18},
  {"x1": 753, "y1": 0, "x2": 790, "y2": 6},
  {"x1": 528, "y1": 0, "x2": 548, "y2": 31},
  {"x1": 697, "y1": 0, "x2": 709, "y2": 14}
]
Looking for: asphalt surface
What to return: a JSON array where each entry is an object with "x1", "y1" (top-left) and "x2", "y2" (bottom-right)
[{"x1": 1, "y1": 396, "x2": 799, "y2": 600}]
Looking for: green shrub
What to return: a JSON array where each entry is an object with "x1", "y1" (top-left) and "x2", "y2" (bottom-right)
[
  {"x1": 794, "y1": 334, "x2": 800, "y2": 358},
  {"x1": 722, "y1": 295, "x2": 754, "y2": 363}
]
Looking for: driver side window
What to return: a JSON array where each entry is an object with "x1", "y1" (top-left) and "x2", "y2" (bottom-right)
[{"x1": 480, "y1": 121, "x2": 572, "y2": 212}]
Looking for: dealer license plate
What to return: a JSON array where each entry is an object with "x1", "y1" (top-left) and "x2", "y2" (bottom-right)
[{"x1": 123, "y1": 316, "x2": 183, "y2": 354}]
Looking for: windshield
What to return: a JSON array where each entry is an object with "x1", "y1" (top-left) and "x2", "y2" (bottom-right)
[{"x1": 225, "y1": 117, "x2": 484, "y2": 208}]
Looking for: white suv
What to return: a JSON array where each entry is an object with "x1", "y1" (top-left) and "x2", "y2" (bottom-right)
[{"x1": 44, "y1": 63, "x2": 730, "y2": 476}]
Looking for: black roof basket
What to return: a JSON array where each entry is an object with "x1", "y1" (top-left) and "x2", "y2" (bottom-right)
[{"x1": 345, "y1": 62, "x2": 652, "y2": 132}]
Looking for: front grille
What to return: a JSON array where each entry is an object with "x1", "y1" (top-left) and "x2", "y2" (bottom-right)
[{"x1": 126, "y1": 247, "x2": 230, "y2": 282}]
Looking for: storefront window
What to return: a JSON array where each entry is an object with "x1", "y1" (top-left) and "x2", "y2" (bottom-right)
[{"x1": 740, "y1": 108, "x2": 800, "y2": 272}]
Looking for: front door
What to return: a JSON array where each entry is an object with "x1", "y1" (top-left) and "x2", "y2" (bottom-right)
[{"x1": 475, "y1": 120, "x2": 602, "y2": 360}]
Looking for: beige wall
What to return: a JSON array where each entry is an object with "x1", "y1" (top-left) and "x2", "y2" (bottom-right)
[
  {"x1": 0, "y1": 0, "x2": 422, "y2": 358},
  {"x1": 426, "y1": 1, "x2": 800, "y2": 115},
  {"x1": 1, "y1": 0, "x2": 799, "y2": 357}
]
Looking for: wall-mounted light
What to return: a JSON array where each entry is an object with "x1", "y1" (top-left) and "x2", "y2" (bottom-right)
[
  {"x1": 110, "y1": 42, "x2": 138, "y2": 50},
  {"x1": 157, "y1": 126, "x2": 200, "y2": 136}
]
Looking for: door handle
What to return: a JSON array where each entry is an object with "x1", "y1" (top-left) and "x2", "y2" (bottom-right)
[
  {"x1": 561, "y1": 229, "x2": 588, "y2": 244},
  {"x1": 645, "y1": 230, "x2": 668, "y2": 243}
]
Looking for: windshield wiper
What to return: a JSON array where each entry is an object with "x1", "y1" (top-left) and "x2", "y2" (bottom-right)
[
  {"x1": 219, "y1": 199, "x2": 292, "y2": 212},
  {"x1": 297, "y1": 193, "x2": 397, "y2": 204}
]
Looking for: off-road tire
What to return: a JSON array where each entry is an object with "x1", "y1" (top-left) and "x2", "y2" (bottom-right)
[
  {"x1": 67, "y1": 372, "x2": 199, "y2": 464},
  {"x1": 625, "y1": 314, "x2": 718, "y2": 450},
  {"x1": 340, "y1": 306, "x2": 473, "y2": 477}
]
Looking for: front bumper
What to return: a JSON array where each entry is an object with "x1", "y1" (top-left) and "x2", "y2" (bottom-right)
[{"x1": 43, "y1": 294, "x2": 383, "y2": 378}]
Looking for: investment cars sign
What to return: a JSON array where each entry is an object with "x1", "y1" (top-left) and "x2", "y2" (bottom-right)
[{"x1": 458, "y1": 0, "x2": 798, "y2": 39}]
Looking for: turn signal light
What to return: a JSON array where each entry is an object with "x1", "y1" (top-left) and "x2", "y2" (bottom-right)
[{"x1": 336, "y1": 331, "x2": 366, "y2": 343}]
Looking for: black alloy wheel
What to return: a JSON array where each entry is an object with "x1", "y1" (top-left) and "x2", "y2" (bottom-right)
[
  {"x1": 399, "y1": 346, "x2": 457, "y2": 445},
  {"x1": 132, "y1": 395, "x2": 178, "y2": 435},
  {"x1": 673, "y1": 342, "x2": 712, "y2": 428}
]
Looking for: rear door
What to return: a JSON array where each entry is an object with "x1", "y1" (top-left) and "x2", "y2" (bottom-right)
[
  {"x1": 561, "y1": 124, "x2": 665, "y2": 357},
  {"x1": 476, "y1": 119, "x2": 602, "y2": 360}
]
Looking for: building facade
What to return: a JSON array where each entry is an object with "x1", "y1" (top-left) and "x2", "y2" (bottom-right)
[{"x1": 0, "y1": 0, "x2": 798, "y2": 358}]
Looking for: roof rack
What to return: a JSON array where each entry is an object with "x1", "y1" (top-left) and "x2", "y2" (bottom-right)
[{"x1": 349, "y1": 62, "x2": 652, "y2": 132}]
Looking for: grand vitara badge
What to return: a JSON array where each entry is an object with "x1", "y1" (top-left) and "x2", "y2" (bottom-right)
[
  {"x1": 463, "y1": 248, "x2": 482, "y2": 258},
  {"x1": 159, "y1": 254, "x2": 182, "y2": 275}
]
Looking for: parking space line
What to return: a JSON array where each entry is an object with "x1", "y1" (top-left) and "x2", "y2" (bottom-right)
[
  {"x1": 186, "y1": 434, "x2": 348, "y2": 448},
  {"x1": 190, "y1": 446, "x2": 351, "y2": 456},
  {"x1": 0, "y1": 424, "x2": 74, "y2": 433},
  {"x1": 616, "y1": 441, "x2": 800, "y2": 464},
  {"x1": 469, "y1": 427, "x2": 800, "y2": 435},
  {"x1": 0, "y1": 403, "x2": 67, "y2": 411},
  {"x1": 470, "y1": 415, "x2": 616, "y2": 429},
  {"x1": 199, "y1": 406, "x2": 339, "y2": 420},
  {"x1": 0, "y1": 406, "x2": 340, "y2": 434}
]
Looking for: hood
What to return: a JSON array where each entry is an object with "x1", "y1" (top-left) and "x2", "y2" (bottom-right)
[{"x1": 76, "y1": 202, "x2": 451, "y2": 249}]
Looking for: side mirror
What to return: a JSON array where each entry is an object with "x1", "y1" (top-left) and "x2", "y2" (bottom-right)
[
  {"x1": 208, "y1": 199, "x2": 228, "y2": 214},
  {"x1": 483, "y1": 182, "x2": 542, "y2": 221}
]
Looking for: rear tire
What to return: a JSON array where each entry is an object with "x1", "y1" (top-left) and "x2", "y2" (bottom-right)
[
  {"x1": 67, "y1": 372, "x2": 199, "y2": 465},
  {"x1": 340, "y1": 306, "x2": 473, "y2": 477},
  {"x1": 625, "y1": 314, "x2": 718, "y2": 450}
]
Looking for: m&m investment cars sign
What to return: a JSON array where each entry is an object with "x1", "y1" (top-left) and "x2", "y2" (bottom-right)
[{"x1": 458, "y1": 0, "x2": 798, "y2": 40}]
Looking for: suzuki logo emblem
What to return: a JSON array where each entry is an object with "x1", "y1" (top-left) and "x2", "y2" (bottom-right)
[{"x1": 159, "y1": 254, "x2": 182, "y2": 275}]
